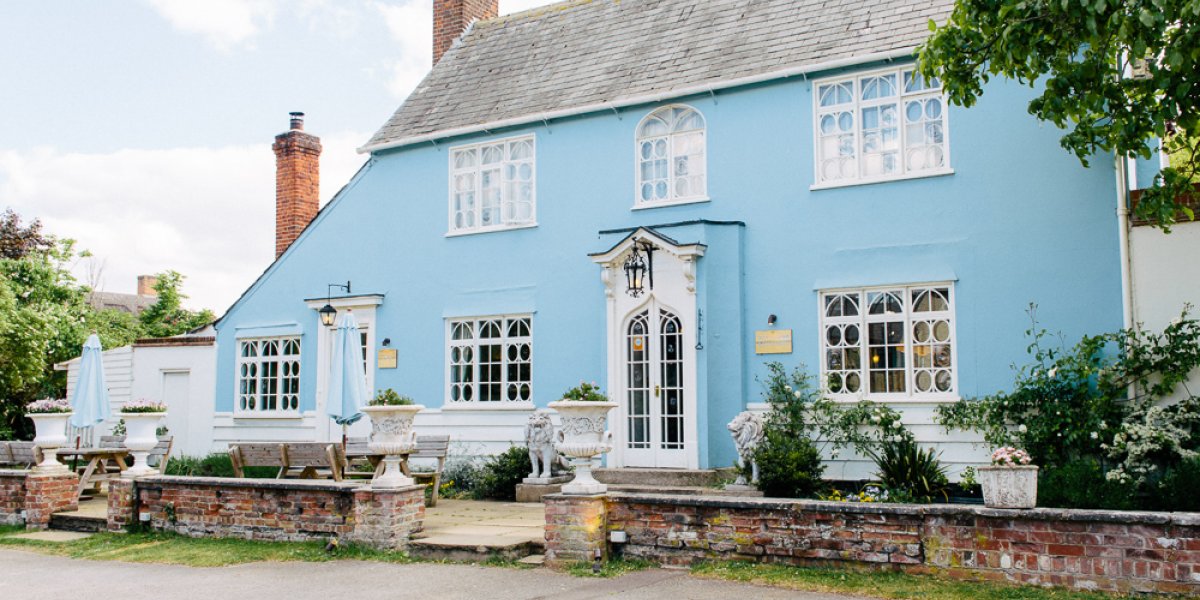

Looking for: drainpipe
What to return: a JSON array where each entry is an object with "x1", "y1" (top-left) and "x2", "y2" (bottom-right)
[{"x1": 1116, "y1": 153, "x2": 1135, "y2": 333}]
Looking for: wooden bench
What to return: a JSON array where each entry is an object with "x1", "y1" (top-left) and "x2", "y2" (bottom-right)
[
  {"x1": 339, "y1": 437, "x2": 378, "y2": 481},
  {"x1": 228, "y1": 443, "x2": 287, "y2": 478},
  {"x1": 3, "y1": 442, "x2": 41, "y2": 468},
  {"x1": 402, "y1": 435, "x2": 450, "y2": 507},
  {"x1": 99, "y1": 435, "x2": 173, "y2": 474},
  {"x1": 280, "y1": 443, "x2": 341, "y2": 481}
]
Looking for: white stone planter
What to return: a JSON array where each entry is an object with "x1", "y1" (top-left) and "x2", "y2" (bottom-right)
[
  {"x1": 362, "y1": 404, "x2": 424, "y2": 488},
  {"x1": 978, "y1": 465, "x2": 1039, "y2": 509},
  {"x1": 28, "y1": 412, "x2": 72, "y2": 473},
  {"x1": 121, "y1": 412, "x2": 165, "y2": 478},
  {"x1": 549, "y1": 400, "x2": 618, "y2": 495}
]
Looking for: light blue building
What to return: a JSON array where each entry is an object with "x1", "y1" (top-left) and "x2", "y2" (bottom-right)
[{"x1": 211, "y1": 0, "x2": 1137, "y2": 477}]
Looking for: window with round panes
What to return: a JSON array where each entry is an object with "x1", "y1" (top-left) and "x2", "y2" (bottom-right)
[
  {"x1": 635, "y1": 106, "x2": 707, "y2": 206},
  {"x1": 449, "y1": 135, "x2": 536, "y2": 234},
  {"x1": 447, "y1": 316, "x2": 532, "y2": 404},
  {"x1": 236, "y1": 337, "x2": 301, "y2": 415}
]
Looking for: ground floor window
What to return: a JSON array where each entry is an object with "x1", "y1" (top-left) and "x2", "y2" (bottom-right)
[
  {"x1": 447, "y1": 315, "x2": 532, "y2": 403},
  {"x1": 819, "y1": 284, "x2": 956, "y2": 400},
  {"x1": 236, "y1": 337, "x2": 301, "y2": 414}
]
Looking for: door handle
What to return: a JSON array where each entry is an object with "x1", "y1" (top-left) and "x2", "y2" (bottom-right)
[{"x1": 654, "y1": 385, "x2": 661, "y2": 397}]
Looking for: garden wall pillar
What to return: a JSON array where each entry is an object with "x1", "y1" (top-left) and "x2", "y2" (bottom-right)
[
  {"x1": 544, "y1": 493, "x2": 608, "y2": 568},
  {"x1": 350, "y1": 484, "x2": 425, "y2": 550},
  {"x1": 23, "y1": 471, "x2": 78, "y2": 530},
  {"x1": 107, "y1": 478, "x2": 136, "y2": 532},
  {"x1": 0, "y1": 471, "x2": 29, "y2": 526}
]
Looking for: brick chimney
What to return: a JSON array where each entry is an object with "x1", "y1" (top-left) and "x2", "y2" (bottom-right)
[
  {"x1": 434, "y1": 0, "x2": 497, "y2": 63},
  {"x1": 273, "y1": 112, "x2": 321, "y2": 258},
  {"x1": 137, "y1": 275, "x2": 158, "y2": 297}
]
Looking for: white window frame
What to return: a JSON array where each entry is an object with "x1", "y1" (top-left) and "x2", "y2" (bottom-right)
[
  {"x1": 811, "y1": 65, "x2": 953, "y2": 190},
  {"x1": 447, "y1": 135, "x2": 537, "y2": 235},
  {"x1": 235, "y1": 336, "x2": 302, "y2": 417},
  {"x1": 445, "y1": 314, "x2": 533, "y2": 405},
  {"x1": 817, "y1": 283, "x2": 959, "y2": 402},
  {"x1": 633, "y1": 105, "x2": 709, "y2": 209}
]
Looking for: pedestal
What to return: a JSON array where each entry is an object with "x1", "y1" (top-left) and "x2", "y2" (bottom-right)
[
  {"x1": 516, "y1": 475, "x2": 572, "y2": 503},
  {"x1": 561, "y1": 457, "x2": 606, "y2": 495}
]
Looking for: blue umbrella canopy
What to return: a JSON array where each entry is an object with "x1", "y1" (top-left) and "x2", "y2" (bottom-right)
[
  {"x1": 327, "y1": 311, "x2": 368, "y2": 426},
  {"x1": 69, "y1": 334, "x2": 110, "y2": 428}
]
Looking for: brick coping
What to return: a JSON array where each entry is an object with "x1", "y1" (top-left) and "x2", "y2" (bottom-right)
[
  {"x1": 605, "y1": 492, "x2": 1200, "y2": 526},
  {"x1": 135, "y1": 475, "x2": 365, "y2": 493},
  {"x1": 0, "y1": 470, "x2": 30, "y2": 478}
]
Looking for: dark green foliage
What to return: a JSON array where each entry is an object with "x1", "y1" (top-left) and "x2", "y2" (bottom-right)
[
  {"x1": 871, "y1": 439, "x2": 950, "y2": 504},
  {"x1": 439, "y1": 459, "x2": 486, "y2": 499},
  {"x1": 471, "y1": 446, "x2": 531, "y2": 501},
  {"x1": 1150, "y1": 457, "x2": 1200, "y2": 512},
  {"x1": 138, "y1": 270, "x2": 215, "y2": 338},
  {"x1": 165, "y1": 454, "x2": 277, "y2": 479},
  {"x1": 753, "y1": 430, "x2": 825, "y2": 499},
  {"x1": 1037, "y1": 461, "x2": 1139, "y2": 511}
]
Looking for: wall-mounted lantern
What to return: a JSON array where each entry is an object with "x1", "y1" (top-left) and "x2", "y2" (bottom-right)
[
  {"x1": 318, "y1": 281, "x2": 352, "y2": 326},
  {"x1": 623, "y1": 239, "x2": 654, "y2": 297}
]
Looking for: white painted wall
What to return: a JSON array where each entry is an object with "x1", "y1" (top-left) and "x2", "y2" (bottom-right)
[
  {"x1": 131, "y1": 343, "x2": 217, "y2": 457},
  {"x1": 1130, "y1": 221, "x2": 1200, "y2": 403}
]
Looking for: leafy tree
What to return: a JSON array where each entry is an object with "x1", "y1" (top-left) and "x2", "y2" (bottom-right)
[
  {"x1": 919, "y1": 0, "x2": 1200, "y2": 228},
  {"x1": 138, "y1": 270, "x2": 214, "y2": 338},
  {"x1": 0, "y1": 209, "x2": 50, "y2": 259}
]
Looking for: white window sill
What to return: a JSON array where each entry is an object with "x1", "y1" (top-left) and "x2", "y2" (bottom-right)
[
  {"x1": 823, "y1": 395, "x2": 961, "y2": 405},
  {"x1": 445, "y1": 223, "x2": 538, "y2": 237},
  {"x1": 231, "y1": 413, "x2": 306, "y2": 420},
  {"x1": 437, "y1": 402, "x2": 537, "y2": 411},
  {"x1": 631, "y1": 196, "x2": 710, "y2": 211},
  {"x1": 810, "y1": 168, "x2": 954, "y2": 191}
]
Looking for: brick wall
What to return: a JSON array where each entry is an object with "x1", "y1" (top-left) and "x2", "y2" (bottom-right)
[
  {"x1": 433, "y1": 0, "x2": 498, "y2": 63},
  {"x1": 273, "y1": 116, "x2": 321, "y2": 258},
  {"x1": 545, "y1": 493, "x2": 1200, "y2": 594},
  {"x1": 22, "y1": 471, "x2": 79, "y2": 530},
  {"x1": 0, "y1": 471, "x2": 28, "y2": 526},
  {"x1": 545, "y1": 494, "x2": 607, "y2": 567},
  {"x1": 111, "y1": 476, "x2": 424, "y2": 550}
]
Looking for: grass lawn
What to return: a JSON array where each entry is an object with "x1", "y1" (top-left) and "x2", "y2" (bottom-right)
[{"x1": 692, "y1": 561, "x2": 1180, "y2": 600}]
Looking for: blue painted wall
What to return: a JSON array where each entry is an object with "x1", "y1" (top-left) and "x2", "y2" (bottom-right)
[{"x1": 215, "y1": 60, "x2": 1129, "y2": 469}]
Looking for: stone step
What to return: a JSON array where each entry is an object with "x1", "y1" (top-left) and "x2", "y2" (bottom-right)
[
  {"x1": 593, "y1": 468, "x2": 735, "y2": 488},
  {"x1": 407, "y1": 537, "x2": 544, "y2": 563},
  {"x1": 607, "y1": 484, "x2": 763, "y2": 497},
  {"x1": 48, "y1": 512, "x2": 106, "y2": 533}
]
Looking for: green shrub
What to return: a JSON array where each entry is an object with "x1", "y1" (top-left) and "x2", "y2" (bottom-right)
[
  {"x1": 165, "y1": 453, "x2": 276, "y2": 479},
  {"x1": 472, "y1": 446, "x2": 531, "y2": 501},
  {"x1": 440, "y1": 459, "x2": 486, "y2": 499},
  {"x1": 753, "y1": 430, "x2": 825, "y2": 499},
  {"x1": 1037, "y1": 460, "x2": 1139, "y2": 510},
  {"x1": 871, "y1": 439, "x2": 950, "y2": 503},
  {"x1": 1150, "y1": 456, "x2": 1200, "y2": 511},
  {"x1": 370, "y1": 389, "x2": 414, "y2": 406}
]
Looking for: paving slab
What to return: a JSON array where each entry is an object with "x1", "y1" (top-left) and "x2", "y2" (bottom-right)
[{"x1": 9, "y1": 531, "x2": 93, "y2": 542}]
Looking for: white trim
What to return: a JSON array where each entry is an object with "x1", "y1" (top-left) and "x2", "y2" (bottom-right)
[
  {"x1": 233, "y1": 335, "x2": 303, "y2": 418},
  {"x1": 438, "y1": 403, "x2": 536, "y2": 412},
  {"x1": 444, "y1": 223, "x2": 539, "y2": 238},
  {"x1": 810, "y1": 168, "x2": 954, "y2": 191},
  {"x1": 359, "y1": 48, "x2": 920, "y2": 154},
  {"x1": 443, "y1": 313, "x2": 534, "y2": 406},
  {"x1": 630, "y1": 197, "x2": 711, "y2": 211},
  {"x1": 447, "y1": 134, "x2": 537, "y2": 235},
  {"x1": 633, "y1": 104, "x2": 708, "y2": 206},
  {"x1": 589, "y1": 227, "x2": 707, "y2": 265},
  {"x1": 303, "y1": 295, "x2": 384, "y2": 309}
]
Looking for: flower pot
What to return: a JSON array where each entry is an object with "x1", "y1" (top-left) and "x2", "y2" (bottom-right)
[
  {"x1": 28, "y1": 412, "x2": 73, "y2": 473},
  {"x1": 361, "y1": 404, "x2": 424, "y2": 488},
  {"x1": 121, "y1": 412, "x2": 166, "y2": 478},
  {"x1": 978, "y1": 465, "x2": 1039, "y2": 509},
  {"x1": 549, "y1": 400, "x2": 618, "y2": 495}
]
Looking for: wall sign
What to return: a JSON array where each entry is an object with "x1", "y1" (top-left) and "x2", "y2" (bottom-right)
[
  {"x1": 754, "y1": 329, "x2": 793, "y2": 355},
  {"x1": 377, "y1": 348, "x2": 398, "y2": 369}
]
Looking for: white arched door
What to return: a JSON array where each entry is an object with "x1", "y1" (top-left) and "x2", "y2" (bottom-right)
[{"x1": 622, "y1": 301, "x2": 687, "y2": 468}]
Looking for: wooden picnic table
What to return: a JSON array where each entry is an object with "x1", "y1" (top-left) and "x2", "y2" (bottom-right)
[{"x1": 57, "y1": 447, "x2": 129, "y2": 499}]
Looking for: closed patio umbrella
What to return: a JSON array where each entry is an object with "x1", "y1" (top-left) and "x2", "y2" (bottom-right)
[
  {"x1": 68, "y1": 333, "x2": 110, "y2": 467},
  {"x1": 327, "y1": 311, "x2": 368, "y2": 432}
]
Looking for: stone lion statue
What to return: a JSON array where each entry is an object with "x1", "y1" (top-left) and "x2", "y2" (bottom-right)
[
  {"x1": 727, "y1": 411, "x2": 765, "y2": 485},
  {"x1": 525, "y1": 409, "x2": 558, "y2": 479}
]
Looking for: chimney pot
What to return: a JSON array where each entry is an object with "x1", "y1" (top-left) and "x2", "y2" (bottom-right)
[
  {"x1": 433, "y1": 0, "x2": 498, "y2": 64},
  {"x1": 273, "y1": 112, "x2": 322, "y2": 258},
  {"x1": 289, "y1": 112, "x2": 305, "y2": 130},
  {"x1": 137, "y1": 275, "x2": 159, "y2": 298}
]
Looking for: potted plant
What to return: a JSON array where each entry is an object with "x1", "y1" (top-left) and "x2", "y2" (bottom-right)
[
  {"x1": 26, "y1": 398, "x2": 73, "y2": 472},
  {"x1": 549, "y1": 382, "x2": 618, "y2": 494},
  {"x1": 120, "y1": 399, "x2": 167, "y2": 477},
  {"x1": 978, "y1": 446, "x2": 1038, "y2": 509},
  {"x1": 360, "y1": 389, "x2": 424, "y2": 488}
]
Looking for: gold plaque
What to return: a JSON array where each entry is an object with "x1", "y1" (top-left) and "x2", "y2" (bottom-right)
[
  {"x1": 755, "y1": 329, "x2": 793, "y2": 355},
  {"x1": 377, "y1": 348, "x2": 398, "y2": 369}
]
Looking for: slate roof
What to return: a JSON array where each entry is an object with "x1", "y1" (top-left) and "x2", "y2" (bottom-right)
[{"x1": 364, "y1": 0, "x2": 953, "y2": 151}]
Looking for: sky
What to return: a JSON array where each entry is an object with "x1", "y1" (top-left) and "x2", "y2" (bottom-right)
[{"x1": 0, "y1": 0, "x2": 558, "y2": 314}]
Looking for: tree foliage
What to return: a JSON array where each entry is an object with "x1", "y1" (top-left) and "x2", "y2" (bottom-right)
[
  {"x1": 919, "y1": 0, "x2": 1200, "y2": 228},
  {"x1": 139, "y1": 270, "x2": 215, "y2": 338}
]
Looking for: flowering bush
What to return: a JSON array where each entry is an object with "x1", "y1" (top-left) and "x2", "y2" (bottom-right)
[
  {"x1": 25, "y1": 398, "x2": 71, "y2": 414},
  {"x1": 370, "y1": 389, "x2": 414, "y2": 406},
  {"x1": 561, "y1": 381, "x2": 608, "y2": 402},
  {"x1": 990, "y1": 446, "x2": 1033, "y2": 466},
  {"x1": 822, "y1": 485, "x2": 889, "y2": 503},
  {"x1": 121, "y1": 398, "x2": 166, "y2": 413}
]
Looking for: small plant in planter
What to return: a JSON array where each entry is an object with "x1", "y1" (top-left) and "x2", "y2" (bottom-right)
[
  {"x1": 550, "y1": 381, "x2": 618, "y2": 494},
  {"x1": 361, "y1": 389, "x2": 424, "y2": 488},
  {"x1": 561, "y1": 381, "x2": 608, "y2": 402},
  {"x1": 978, "y1": 446, "x2": 1038, "y2": 509},
  {"x1": 26, "y1": 398, "x2": 73, "y2": 472},
  {"x1": 120, "y1": 398, "x2": 168, "y2": 477},
  {"x1": 370, "y1": 389, "x2": 416, "y2": 406}
]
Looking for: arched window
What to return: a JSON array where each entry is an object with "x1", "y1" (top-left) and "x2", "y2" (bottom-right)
[{"x1": 636, "y1": 106, "x2": 707, "y2": 205}]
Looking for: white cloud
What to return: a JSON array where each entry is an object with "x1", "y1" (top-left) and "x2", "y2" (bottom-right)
[
  {"x1": 372, "y1": 0, "x2": 433, "y2": 99},
  {"x1": 0, "y1": 133, "x2": 366, "y2": 316},
  {"x1": 143, "y1": 0, "x2": 278, "y2": 50}
]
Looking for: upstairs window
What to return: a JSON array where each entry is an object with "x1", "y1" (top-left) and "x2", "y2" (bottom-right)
[
  {"x1": 819, "y1": 285, "x2": 957, "y2": 400},
  {"x1": 636, "y1": 106, "x2": 707, "y2": 206},
  {"x1": 814, "y1": 67, "x2": 949, "y2": 187},
  {"x1": 449, "y1": 135, "x2": 536, "y2": 233},
  {"x1": 237, "y1": 337, "x2": 301, "y2": 415}
]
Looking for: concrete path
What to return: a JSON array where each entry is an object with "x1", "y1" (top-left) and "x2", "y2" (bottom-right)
[
  {"x1": 419, "y1": 499, "x2": 546, "y2": 549},
  {"x1": 0, "y1": 549, "x2": 862, "y2": 600}
]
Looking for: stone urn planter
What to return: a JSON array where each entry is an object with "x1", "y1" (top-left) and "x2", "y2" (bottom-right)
[
  {"x1": 121, "y1": 411, "x2": 166, "y2": 477},
  {"x1": 549, "y1": 399, "x2": 618, "y2": 495},
  {"x1": 361, "y1": 404, "x2": 424, "y2": 488},
  {"x1": 28, "y1": 411, "x2": 73, "y2": 473},
  {"x1": 978, "y1": 465, "x2": 1039, "y2": 509}
]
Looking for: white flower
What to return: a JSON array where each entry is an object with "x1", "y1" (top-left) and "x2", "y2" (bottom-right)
[
  {"x1": 1099, "y1": 421, "x2": 1107, "y2": 430},
  {"x1": 871, "y1": 414, "x2": 882, "y2": 423},
  {"x1": 830, "y1": 448, "x2": 840, "y2": 458},
  {"x1": 785, "y1": 385, "x2": 793, "y2": 392},
  {"x1": 1048, "y1": 367, "x2": 1058, "y2": 378},
  {"x1": 1018, "y1": 424, "x2": 1028, "y2": 433},
  {"x1": 793, "y1": 391, "x2": 802, "y2": 399},
  {"x1": 1090, "y1": 431, "x2": 1099, "y2": 440}
]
